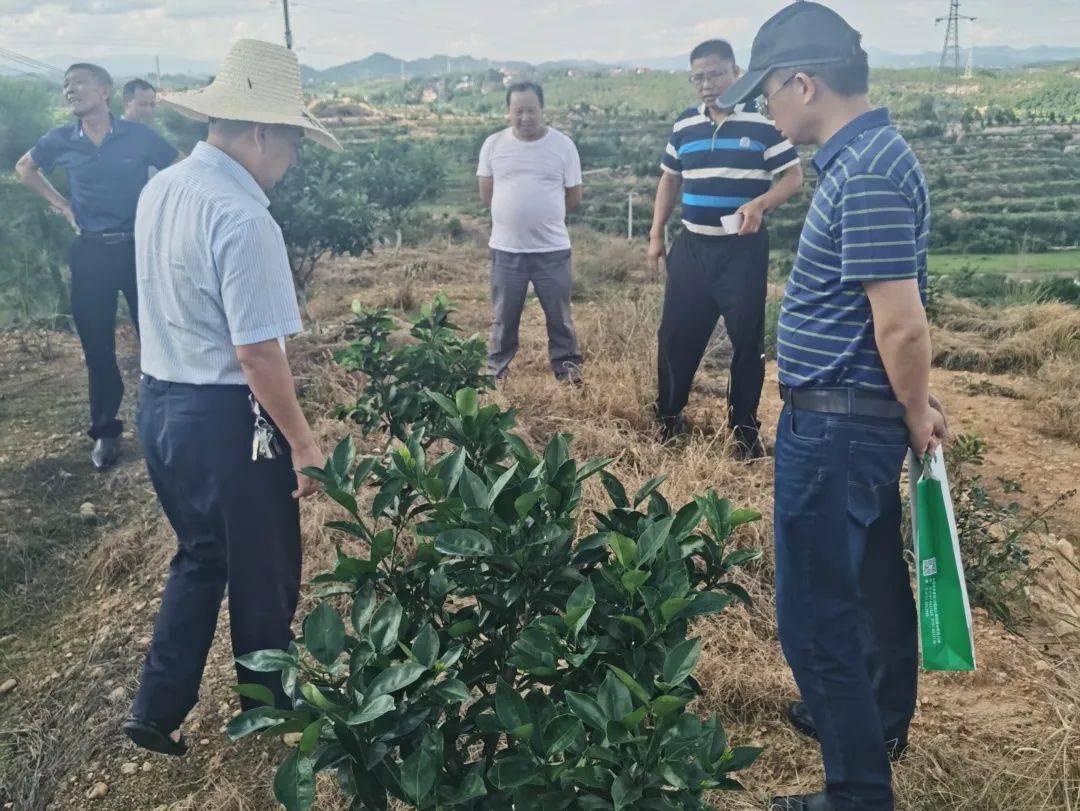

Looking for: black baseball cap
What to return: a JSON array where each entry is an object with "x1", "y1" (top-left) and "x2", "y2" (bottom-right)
[{"x1": 717, "y1": 1, "x2": 862, "y2": 108}]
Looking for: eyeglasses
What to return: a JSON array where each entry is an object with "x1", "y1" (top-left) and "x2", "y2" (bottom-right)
[
  {"x1": 757, "y1": 72, "x2": 806, "y2": 117},
  {"x1": 688, "y1": 69, "x2": 731, "y2": 86}
]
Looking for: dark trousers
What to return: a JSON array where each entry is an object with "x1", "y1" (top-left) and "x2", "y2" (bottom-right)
[
  {"x1": 131, "y1": 376, "x2": 301, "y2": 733},
  {"x1": 657, "y1": 228, "x2": 769, "y2": 439},
  {"x1": 70, "y1": 235, "x2": 139, "y2": 440},
  {"x1": 773, "y1": 403, "x2": 918, "y2": 810},
  {"x1": 489, "y1": 248, "x2": 582, "y2": 380}
]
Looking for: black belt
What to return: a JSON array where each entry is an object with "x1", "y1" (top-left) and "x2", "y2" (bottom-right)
[
  {"x1": 779, "y1": 385, "x2": 906, "y2": 419},
  {"x1": 79, "y1": 230, "x2": 134, "y2": 244}
]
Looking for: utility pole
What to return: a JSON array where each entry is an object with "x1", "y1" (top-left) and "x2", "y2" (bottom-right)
[
  {"x1": 154, "y1": 55, "x2": 161, "y2": 88},
  {"x1": 282, "y1": 0, "x2": 294, "y2": 50},
  {"x1": 935, "y1": 0, "x2": 975, "y2": 93}
]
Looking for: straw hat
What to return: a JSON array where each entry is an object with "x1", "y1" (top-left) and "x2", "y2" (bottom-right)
[{"x1": 160, "y1": 39, "x2": 341, "y2": 152}]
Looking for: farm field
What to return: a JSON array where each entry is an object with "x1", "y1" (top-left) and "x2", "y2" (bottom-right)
[{"x1": 1, "y1": 62, "x2": 1080, "y2": 811}]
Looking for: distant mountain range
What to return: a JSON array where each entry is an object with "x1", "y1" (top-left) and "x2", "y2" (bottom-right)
[{"x1": 6, "y1": 45, "x2": 1079, "y2": 84}]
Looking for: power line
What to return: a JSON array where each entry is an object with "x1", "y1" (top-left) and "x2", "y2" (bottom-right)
[{"x1": 0, "y1": 45, "x2": 65, "y2": 77}]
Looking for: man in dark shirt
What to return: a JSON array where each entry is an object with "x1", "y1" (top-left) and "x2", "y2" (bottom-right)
[
  {"x1": 122, "y1": 78, "x2": 159, "y2": 126},
  {"x1": 15, "y1": 62, "x2": 178, "y2": 470},
  {"x1": 647, "y1": 39, "x2": 803, "y2": 457}
]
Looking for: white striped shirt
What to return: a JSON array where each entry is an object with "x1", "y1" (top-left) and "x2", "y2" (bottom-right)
[{"x1": 135, "y1": 141, "x2": 302, "y2": 385}]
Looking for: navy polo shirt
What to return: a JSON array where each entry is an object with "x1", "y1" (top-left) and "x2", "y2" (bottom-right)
[
  {"x1": 661, "y1": 103, "x2": 799, "y2": 236},
  {"x1": 778, "y1": 107, "x2": 931, "y2": 394},
  {"x1": 30, "y1": 116, "x2": 178, "y2": 233}
]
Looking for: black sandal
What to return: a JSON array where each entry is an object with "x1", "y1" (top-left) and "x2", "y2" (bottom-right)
[{"x1": 122, "y1": 718, "x2": 188, "y2": 757}]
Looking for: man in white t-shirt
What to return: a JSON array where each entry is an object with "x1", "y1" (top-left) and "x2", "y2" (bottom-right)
[{"x1": 477, "y1": 81, "x2": 584, "y2": 382}]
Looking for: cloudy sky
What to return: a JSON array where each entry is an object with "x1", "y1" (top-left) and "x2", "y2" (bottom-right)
[{"x1": 2, "y1": 0, "x2": 1078, "y2": 69}]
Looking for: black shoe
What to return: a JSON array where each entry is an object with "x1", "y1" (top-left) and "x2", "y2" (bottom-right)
[
  {"x1": 91, "y1": 437, "x2": 119, "y2": 471},
  {"x1": 122, "y1": 718, "x2": 187, "y2": 757},
  {"x1": 658, "y1": 413, "x2": 690, "y2": 443},
  {"x1": 769, "y1": 791, "x2": 832, "y2": 810},
  {"x1": 786, "y1": 701, "x2": 909, "y2": 762},
  {"x1": 732, "y1": 425, "x2": 767, "y2": 461}
]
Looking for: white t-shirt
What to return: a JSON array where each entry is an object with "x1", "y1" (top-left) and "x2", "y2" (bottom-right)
[{"x1": 477, "y1": 126, "x2": 582, "y2": 253}]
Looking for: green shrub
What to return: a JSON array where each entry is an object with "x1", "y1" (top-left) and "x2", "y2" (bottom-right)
[
  {"x1": 231, "y1": 391, "x2": 762, "y2": 810},
  {"x1": 333, "y1": 294, "x2": 492, "y2": 442}
]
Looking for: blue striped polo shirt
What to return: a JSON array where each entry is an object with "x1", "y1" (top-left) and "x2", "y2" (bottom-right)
[
  {"x1": 661, "y1": 103, "x2": 799, "y2": 236},
  {"x1": 778, "y1": 107, "x2": 930, "y2": 394}
]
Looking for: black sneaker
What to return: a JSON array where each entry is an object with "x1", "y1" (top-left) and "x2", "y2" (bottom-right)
[
  {"x1": 658, "y1": 413, "x2": 690, "y2": 443},
  {"x1": 786, "y1": 701, "x2": 909, "y2": 762},
  {"x1": 91, "y1": 437, "x2": 119, "y2": 471},
  {"x1": 769, "y1": 791, "x2": 832, "y2": 810}
]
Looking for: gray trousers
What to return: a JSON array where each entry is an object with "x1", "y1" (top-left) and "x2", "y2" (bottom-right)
[{"x1": 489, "y1": 248, "x2": 582, "y2": 380}]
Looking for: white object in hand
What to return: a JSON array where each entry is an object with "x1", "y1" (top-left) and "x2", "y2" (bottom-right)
[{"x1": 720, "y1": 212, "x2": 744, "y2": 235}]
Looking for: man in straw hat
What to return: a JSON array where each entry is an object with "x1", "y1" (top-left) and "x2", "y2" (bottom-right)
[
  {"x1": 716, "y1": 3, "x2": 946, "y2": 809},
  {"x1": 122, "y1": 39, "x2": 340, "y2": 757}
]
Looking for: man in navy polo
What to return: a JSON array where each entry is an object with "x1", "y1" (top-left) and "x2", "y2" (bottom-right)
[
  {"x1": 718, "y1": 4, "x2": 947, "y2": 810},
  {"x1": 16, "y1": 63, "x2": 179, "y2": 470},
  {"x1": 647, "y1": 38, "x2": 802, "y2": 456}
]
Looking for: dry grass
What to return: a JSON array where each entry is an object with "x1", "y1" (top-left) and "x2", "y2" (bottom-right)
[{"x1": 3, "y1": 233, "x2": 1078, "y2": 810}]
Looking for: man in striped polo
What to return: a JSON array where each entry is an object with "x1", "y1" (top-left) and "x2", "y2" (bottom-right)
[
  {"x1": 647, "y1": 38, "x2": 802, "y2": 455},
  {"x1": 717, "y1": 4, "x2": 947, "y2": 810}
]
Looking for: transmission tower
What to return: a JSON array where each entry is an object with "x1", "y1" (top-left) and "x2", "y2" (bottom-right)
[{"x1": 936, "y1": 0, "x2": 975, "y2": 92}]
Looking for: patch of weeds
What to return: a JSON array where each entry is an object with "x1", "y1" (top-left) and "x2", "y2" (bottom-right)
[{"x1": 959, "y1": 376, "x2": 1024, "y2": 400}]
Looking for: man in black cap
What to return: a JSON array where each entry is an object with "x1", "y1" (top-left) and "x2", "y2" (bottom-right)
[{"x1": 717, "y1": 3, "x2": 947, "y2": 810}]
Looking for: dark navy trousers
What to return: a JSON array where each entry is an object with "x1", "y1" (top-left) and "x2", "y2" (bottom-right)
[
  {"x1": 131, "y1": 375, "x2": 301, "y2": 733},
  {"x1": 773, "y1": 403, "x2": 918, "y2": 811}
]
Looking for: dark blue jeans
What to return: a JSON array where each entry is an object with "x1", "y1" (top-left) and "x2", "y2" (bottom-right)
[
  {"x1": 131, "y1": 376, "x2": 301, "y2": 733},
  {"x1": 773, "y1": 403, "x2": 918, "y2": 811}
]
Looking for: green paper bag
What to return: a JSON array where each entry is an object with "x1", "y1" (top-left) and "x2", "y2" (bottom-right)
[{"x1": 909, "y1": 448, "x2": 976, "y2": 671}]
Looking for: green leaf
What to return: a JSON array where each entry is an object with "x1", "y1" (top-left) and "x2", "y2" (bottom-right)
[
  {"x1": 510, "y1": 722, "x2": 534, "y2": 740},
  {"x1": 720, "y1": 581, "x2": 754, "y2": 607},
  {"x1": 367, "y1": 662, "x2": 427, "y2": 698},
  {"x1": 720, "y1": 745, "x2": 763, "y2": 773},
  {"x1": 576, "y1": 457, "x2": 614, "y2": 482},
  {"x1": 605, "y1": 665, "x2": 651, "y2": 704},
  {"x1": 564, "y1": 580, "x2": 595, "y2": 637},
  {"x1": 650, "y1": 694, "x2": 689, "y2": 716},
  {"x1": 487, "y1": 462, "x2": 519, "y2": 507},
  {"x1": 435, "y1": 528, "x2": 494, "y2": 557},
  {"x1": 662, "y1": 637, "x2": 702, "y2": 686},
  {"x1": 455, "y1": 387, "x2": 478, "y2": 417},
  {"x1": 299, "y1": 682, "x2": 339, "y2": 710},
  {"x1": 619, "y1": 570, "x2": 650, "y2": 595},
  {"x1": 495, "y1": 677, "x2": 531, "y2": 731},
  {"x1": 633, "y1": 474, "x2": 668, "y2": 507},
  {"x1": 235, "y1": 649, "x2": 294, "y2": 673},
  {"x1": 226, "y1": 706, "x2": 303, "y2": 740},
  {"x1": 488, "y1": 756, "x2": 541, "y2": 790},
  {"x1": 448, "y1": 619, "x2": 478, "y2": 638},
  {"x1": 671, "y1": 501, "x2": 703, "y2": 539},
  {"x1": 621, "y1": 706, "x2": 648, "y2": 729},
  {"x1": 232, "y1": 683, "x2": 276, "y2": 707},
  {"x1": 614, "y1": 614, "x2": 646, "y2": 635},
  {"x1": 597, "y1": 671, "x2": 633, "y2": 723},
  {"x1": 600, "y1": 470, "x2": 628, "y2": 508},
  {"x1": 457, "y1": 467, "x2": 489, "y2": 509},
  {"x1": 660, "y1": 597, "x2": 692, "y2": 623},
  {"x1": 401, "y1": 729, "x2": 443, "y2": 801},
  {"x1": 607, "y1": 533, "x2": 638, "y2": 568},
  {"x1": 728, "y1": 508, "x2": 762, "y2": 528},
  {"x1": 369, "y1": 598, "x2": 403, "y2": 654},
  {"x1": 347, "y1": 694, "x2": 395, "y2": 724},
  {"x1": 428, "y1": 391, "x2": 458, "y2": 417},
  {"x1": 637, "y1": 516, "x2": 674, "y2": 565},
  {"x1": 611, "y1": 771, "x2": 641, "y2": 810},
  {"x1": 331, "y1": 436, "x2": 356, "y2": 481},
  {"x1": 684, "y1": 590, "x2": 734, "y2": 619},
  {"x1": 273, "y1": 752, "x2": 315, "y2": 811},
  {"x1": 411, "y1": 623, "x2": 439, "y2": 668},
  {"x1": 723, "y1": 548, "x2": 763, "y2": 568},
  {"x1": 369, "y1": 529, "x2": 395, "y2": 561},
  {"x1": 303, "y1": 603, "x2": 345, "y2": 668},
  {"x1": 436, "y1": 446, "x2": 467, "y2": 493},
  {"x1": 441, "y1": 762, "x2": 488, "y2": 806},
  {"x1": 543, "y1": 714, "x2": 583, "y2": 755},
  {"x1": 543, "y1": 433, "x2": 570, "y2": 478},
  {"x1": 514, "y1": 489, "x2": 545, "y2": 518},
  {"x1": 298, "y1": 718, "x2": 324, "y2": 755},
  {"x1": 371, "y1": 476, "x2": 405, "y2": 517},
  {"x1": 433, "y1": 678, "x2": 472, "y2": 704},
  {"x1": 565, "y1": 690, "x2": 607, "y2": 731},
  {"x1": 350, "y1": 581, "x2": 377, "y2": 635}
]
